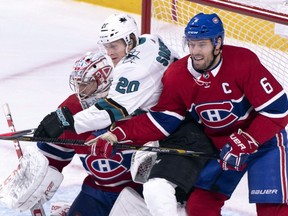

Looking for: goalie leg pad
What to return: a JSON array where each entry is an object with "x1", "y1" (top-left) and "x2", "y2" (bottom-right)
[
  {"x1": 109, "y1": 187, "x2": 152, "y2": 216},
  {"x1": 0, "y1": 146, "x2": 49, "y2": 210},
  {"x1": 18, "y1": 166, "x2": 64, "y2": 212},
  {"x1": 0, "y1": 146, "x2": 63, "y2": 212},
  {"x1": 50, "y1": 201, "x2": 71, "y2": 216}
]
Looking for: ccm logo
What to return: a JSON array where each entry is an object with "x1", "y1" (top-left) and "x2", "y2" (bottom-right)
[{"x1": 44, "y1": 181, "x2": 55, "y2": 196}]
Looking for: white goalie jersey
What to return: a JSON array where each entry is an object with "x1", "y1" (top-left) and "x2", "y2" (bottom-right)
[{"x1": 73, "y1": 34, "x2": 179, "y2": 134}]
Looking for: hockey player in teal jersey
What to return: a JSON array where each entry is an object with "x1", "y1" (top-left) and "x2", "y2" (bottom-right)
[{"x1": 34, "y1": 13, "x2": 179, "y2": 138}]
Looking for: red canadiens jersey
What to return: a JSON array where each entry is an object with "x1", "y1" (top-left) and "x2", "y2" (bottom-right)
[
  {"x1": 37, "y1": 94, "x2": 140, "y2": 193},
  {"x1": 117, "y1": 45, "x2": 288, "y2": 149}
]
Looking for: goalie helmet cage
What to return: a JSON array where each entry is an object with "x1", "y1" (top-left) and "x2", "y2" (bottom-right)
[{"x1": 141, "y1": 0, "x2": 288, "y2": 92}]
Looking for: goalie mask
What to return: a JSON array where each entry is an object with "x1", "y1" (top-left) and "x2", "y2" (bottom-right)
[
  {"x1": 99, "y1": 13, "x2": 139, "y2": 47},
  {"x1": 69, "y1": 51, "x2": 114, "y2": 108}
]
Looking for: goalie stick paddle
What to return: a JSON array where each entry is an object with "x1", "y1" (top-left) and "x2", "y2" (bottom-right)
[
  {"x1": 2, "y1": 103, "x2": 46, "y2": 216},
  {"x1": 2, "y1": 104, "x2": 23, "y2": 159},
  {"x1": 0, "y1": 130, "x2": 219, "y2": 159}
]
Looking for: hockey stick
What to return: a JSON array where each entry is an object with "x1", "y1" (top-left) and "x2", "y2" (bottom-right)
[
  {"x1": 114, "y1": 143, "x2": 219, "y2": 159},
  {"x1": 0, "y1": 128, "x2": 36, "y2": 140},
  {"x1": 3, "y1": 104, "x2": 23, "y2": 159},
  {"x1": 0, "y1": 130, "x2": 84, "y2": 144},
  {"x1": 0, "y1": 130, "x2": 219, "y2": 159},
  {"x1": 2, "y1": 103, "x2": 46, "y2": 216}
]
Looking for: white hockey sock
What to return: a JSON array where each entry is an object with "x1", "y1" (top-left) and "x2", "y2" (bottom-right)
[{"x1": 143, "y1": 178, "x2": 178, "y2": 216}]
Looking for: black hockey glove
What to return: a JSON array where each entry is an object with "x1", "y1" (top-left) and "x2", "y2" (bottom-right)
[{"x1": 34, "y1": 106, "x2": 74, "y2": 138}]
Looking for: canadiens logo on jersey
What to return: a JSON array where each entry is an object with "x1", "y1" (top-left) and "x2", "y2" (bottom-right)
[
  {"x1": 83, "y1": 152, "x2": 132, "y2": 180},
  {"x1": 195, "y1": 101, "x2": 238, "y2": 128}
]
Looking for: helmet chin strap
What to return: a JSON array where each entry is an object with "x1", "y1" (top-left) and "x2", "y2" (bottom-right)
[
  {"x1": 124, "y1": 33, "x2": 139, "y2": 54},
  {"x1": 125, "y1": 45, "x2": 130, "y2": 55},
  {"x1": 193, "y1": 48, "x2": 222, "y2": 74},
  {"x1": 124, "y1": 35, "x2": 131, "y2": 54}
]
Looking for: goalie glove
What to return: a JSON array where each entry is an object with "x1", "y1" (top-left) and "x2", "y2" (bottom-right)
[
  {"x1": 0, "y1": 146, "x2": 64, "y2": 212},
  {"x1": 34, "y1": 106, "x2": 74, "y2": 138},
  {"x1": 219, "y1": 129, "x2": 259, "y2": 171},
  {"x1": 130, "y1": 141, "x2": 159, "y2": 184}
]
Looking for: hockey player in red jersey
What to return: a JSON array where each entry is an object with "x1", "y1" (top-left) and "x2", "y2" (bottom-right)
[
  {"x1": 88, "y1": 13, "x2": 288, "y2": 215},
  {"x1": 35, "y1": 49, "x2": 142, "y2": 215}
]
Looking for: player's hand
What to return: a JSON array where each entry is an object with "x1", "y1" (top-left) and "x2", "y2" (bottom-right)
[
  {"x1": 85, "y1": 127, "x2": 127, "y2": 158},
  {"x1": 34, "y1": 107, "x2": 74, "y2": 138},
  {"x1": 90, "y1": 138, "x2": 114, "y2": 158},
  {"x1": 85, "y1": 132, "x2": 116, "y2": 158},
  {"x1": 219, "y1": 129, "x2": 259, "y2": 171}
]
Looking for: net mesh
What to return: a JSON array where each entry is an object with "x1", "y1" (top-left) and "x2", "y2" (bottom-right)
[{"x1": 149, "y1": 0, "x2": 288, "y2": 92}]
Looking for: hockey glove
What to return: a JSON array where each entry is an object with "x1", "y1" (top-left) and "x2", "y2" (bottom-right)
[
  {"x1": 34, "y1": 106, "x2": 74, "y2": 138},
  {"x1": 219, "y1": 129, "x2": 259, "y2": 171},
  {"x1": 85, "y1": 127, "x2": 126, "y2": 158}
]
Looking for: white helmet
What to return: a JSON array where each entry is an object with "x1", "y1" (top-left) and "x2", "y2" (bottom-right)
[
  {"x1": 69, "y1": 48, "x2": 113, "y2": 108},
  {"x1": 99, "y1": 13, "x2": 139, "y2": 46}
]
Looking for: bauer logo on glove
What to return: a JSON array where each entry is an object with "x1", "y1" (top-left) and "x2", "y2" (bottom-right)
[{"x1": 220, "y1": 129, "x2": 259, "y2": 171}]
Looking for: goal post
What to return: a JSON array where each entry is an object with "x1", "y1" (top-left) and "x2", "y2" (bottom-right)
[{"x1": 141, "y1": 0, "x2": 288, "y2": 92}]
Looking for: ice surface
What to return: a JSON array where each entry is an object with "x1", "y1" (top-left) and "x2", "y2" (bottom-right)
[{"x1": 0, "y1": 0, "x2": 257, "y2": 215}]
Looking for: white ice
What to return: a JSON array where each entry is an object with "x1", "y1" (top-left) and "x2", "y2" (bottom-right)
[{"x1": 0, "y1": 0, "x2": 257, "y2": 215}]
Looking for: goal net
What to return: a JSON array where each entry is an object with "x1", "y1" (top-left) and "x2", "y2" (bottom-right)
[{"x1": 141, "y1": 0, "x2": 288, "y2": 93}]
